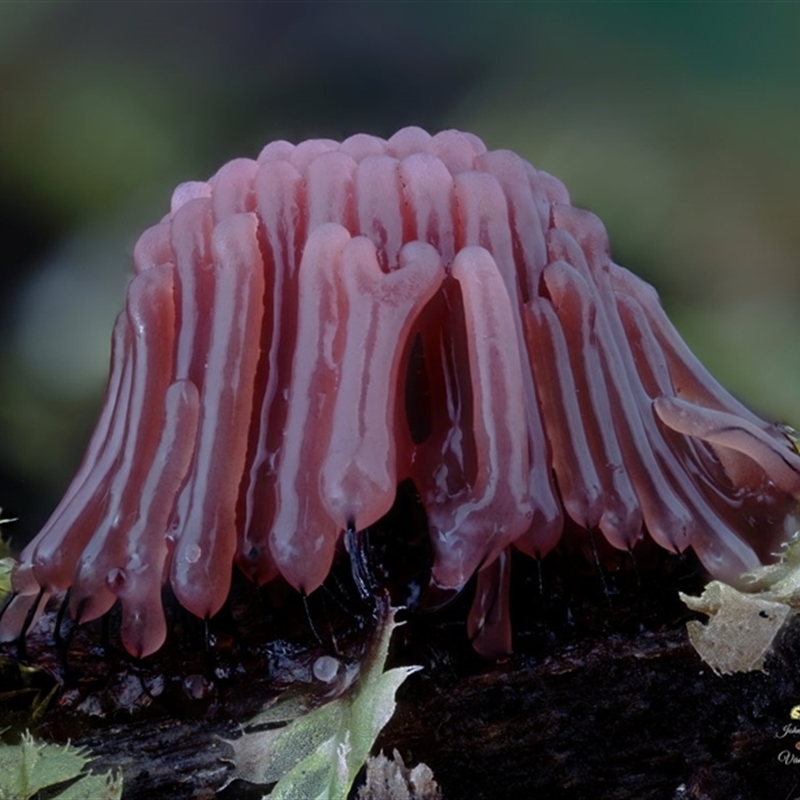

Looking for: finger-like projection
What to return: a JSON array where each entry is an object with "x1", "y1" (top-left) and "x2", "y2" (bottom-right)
[{"x1": 3, "y1": 127, "x2": 799, "y2": 659}]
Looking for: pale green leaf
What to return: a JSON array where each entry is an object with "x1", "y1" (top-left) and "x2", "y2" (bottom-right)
[
  {"x1": 0, "y1": 731, "x2": 121, "y2": 800},
  {"x1": 260, "y1": 701, "x2": 344, "y2": 784},
  {"x1": 680, "y1": 531, "x2": 800, "y2": 674},
  {"x1": 228, "y1": 605, "x2": 420, "y2": 800},
  {"x1": 681, "y1": 581, "x2": 791, "y2": 674},
  {"x1": 0, "y1": 558, "x2": 12, "y2": 602},
  {"x1": 0, "y1": 514, "x2": 14, "y2": 601},
  {"x1": 52, "y1": 769, "x2": 123, "y2": 800}
]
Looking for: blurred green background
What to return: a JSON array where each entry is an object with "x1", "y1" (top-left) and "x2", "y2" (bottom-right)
[{"x1": 1, "y1": 1, "x2": 799, "y2": 548}]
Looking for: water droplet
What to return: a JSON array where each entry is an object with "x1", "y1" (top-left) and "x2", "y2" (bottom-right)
[{"x1": 313, "y1": 655, "x2": 340, "y2": 683}]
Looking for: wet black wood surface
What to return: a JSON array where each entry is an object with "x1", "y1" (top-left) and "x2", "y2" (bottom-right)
[
  {"x1": 4, "y1": 551, "x2": 800, "y2": 799},
  {"x1": 9, "y1": 624, "x2": 797, "y2": 800}
]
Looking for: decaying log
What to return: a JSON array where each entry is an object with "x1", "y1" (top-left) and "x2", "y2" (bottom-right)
[{"x1": 3, "y1": 551, "x2": 800, "y2": 799}]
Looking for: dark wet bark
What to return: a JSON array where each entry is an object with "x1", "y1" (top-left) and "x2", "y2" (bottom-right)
[
  {"x1": 3, "y1": 550, "x2": 800, "y2": 800},
  {"x1": 381, "y1": 624, "x2": 800, "y2": 800}
]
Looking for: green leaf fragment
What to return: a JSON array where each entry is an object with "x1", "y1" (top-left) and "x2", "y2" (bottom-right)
[
  {"x1": 0, "y1": 513, "x2": 15, "y2": 601},
  {"x1": 680, "y1": 532, "x2": 800, "y2": 674},
  {"x1": 681, "y1": 581, "x2": 791, "y2": 674},
  {"x1": 0, "y1": 731, "x2": 121, "y2": 800},
  {"x1": 227, "y1": 605, "x2": 421, "y2": 800},
  {"x1": 260, "y1": 701, "x2": 344, "y2": 785},
  {"x1": 48, "y1": 769, "x2": 123, "y2": 800},
  {"x1": 0, "y1": 558, "x2": 13, "y2": 602}
]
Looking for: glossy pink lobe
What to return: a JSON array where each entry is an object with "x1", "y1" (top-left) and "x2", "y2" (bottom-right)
[{"x1": 8, "y1": 127, "x2": 800, "y2": 659}]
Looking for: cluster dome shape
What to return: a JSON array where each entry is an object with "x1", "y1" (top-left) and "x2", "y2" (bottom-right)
[{"x1": 2, "y1": 126, "x2": 800, "y2": 658}]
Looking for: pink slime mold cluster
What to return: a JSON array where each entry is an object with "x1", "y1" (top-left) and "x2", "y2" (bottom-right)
[{"x1": 3, "y1": 127, "x2": 800, "y2": 658}]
